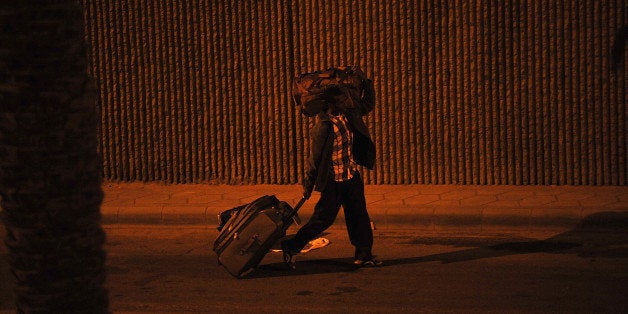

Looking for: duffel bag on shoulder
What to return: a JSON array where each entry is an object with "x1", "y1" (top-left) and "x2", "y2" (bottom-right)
[{"x1": 293, "y1": 66, "x2": 374, "y2": 116}]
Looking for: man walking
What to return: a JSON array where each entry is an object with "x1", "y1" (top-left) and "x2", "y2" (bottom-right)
[{"x1": 282, "y1": 82, "x2": 382, "y2": 268}]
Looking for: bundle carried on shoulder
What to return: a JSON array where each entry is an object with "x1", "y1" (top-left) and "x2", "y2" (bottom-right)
[{"x1": 293, "y1": 66, "x2": 375, "y2": 116}]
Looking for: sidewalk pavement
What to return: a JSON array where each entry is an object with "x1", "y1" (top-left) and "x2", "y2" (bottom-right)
[{"x1": 101, "y1": 183, "x2": 628, "y2": 231}]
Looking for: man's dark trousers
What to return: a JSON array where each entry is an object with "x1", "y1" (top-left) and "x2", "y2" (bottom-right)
[{"x1": 289, "y1": 171, "x2": 373, "y2": 259}]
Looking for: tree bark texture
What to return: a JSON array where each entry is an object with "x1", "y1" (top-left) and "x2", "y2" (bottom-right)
[{"x1": 0, "y1": 1, "x2": 109, "y2": 312}]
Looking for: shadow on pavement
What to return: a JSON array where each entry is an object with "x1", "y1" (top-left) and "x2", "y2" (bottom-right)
[
  {"x1": 387, "y1": 211, "x2": 628, "y2": 266},
  {"x1": 394, "y1": 212, "x2": 628, "y2": 265},
  {"x1": 249, "y1": 257, "x2": 359, "y2": 279},
  {"x1": 250, "y1": 211, "x2": 628, "y2": 278}
]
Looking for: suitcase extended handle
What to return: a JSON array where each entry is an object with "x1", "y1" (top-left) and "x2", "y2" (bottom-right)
[
  {"x1": 289, "y1": 197, "x2": 307, "y2": 226},
  {"x1": 293, "y1": 197, "x2": 307, "y2": 212}
]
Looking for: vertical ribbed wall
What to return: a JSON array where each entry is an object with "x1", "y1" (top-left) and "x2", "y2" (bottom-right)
[{"x1": 82, "y1": 0, "x2": 627, "y2": 185}]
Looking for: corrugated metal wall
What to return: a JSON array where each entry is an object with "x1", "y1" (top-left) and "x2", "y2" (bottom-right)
[{"x1": 82, "y1": 0, "x2": 627, "y2": 185}]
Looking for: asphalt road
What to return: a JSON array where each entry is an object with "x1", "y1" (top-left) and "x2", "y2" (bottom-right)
[{"x1": 1, "y1": 223, "x2": 627, "y2": 313}]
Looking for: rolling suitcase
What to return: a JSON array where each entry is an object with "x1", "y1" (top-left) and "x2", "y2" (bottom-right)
[{"x1": 213, "y1": 195, "x2": 306, "y2": 278}]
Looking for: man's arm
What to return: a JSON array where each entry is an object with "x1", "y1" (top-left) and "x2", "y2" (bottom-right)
[{"x1": 303, "y1": 122, "x2": 330, "y2": 198}]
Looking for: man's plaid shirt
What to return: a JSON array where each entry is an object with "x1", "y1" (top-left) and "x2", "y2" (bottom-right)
[{"x1": 328, "y1": 113, "x2": 357, "y2": 181}]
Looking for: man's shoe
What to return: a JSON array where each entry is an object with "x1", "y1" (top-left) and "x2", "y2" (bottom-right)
[
  {"x1": 300, "y1": 237, "x2": 330, "y2": 253},
  {"x1": 354, "y1": 258, "x2": 383, "y2": 268}
]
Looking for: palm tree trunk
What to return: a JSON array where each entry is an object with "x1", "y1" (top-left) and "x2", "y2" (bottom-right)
[{"x1": 0, "y1": 1, "x2": 108, "y2": 312}]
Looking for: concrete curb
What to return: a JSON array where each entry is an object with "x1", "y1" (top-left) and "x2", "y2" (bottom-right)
[{"x1": 99, "y1": 183, "x2": 628, "y2": 230}]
